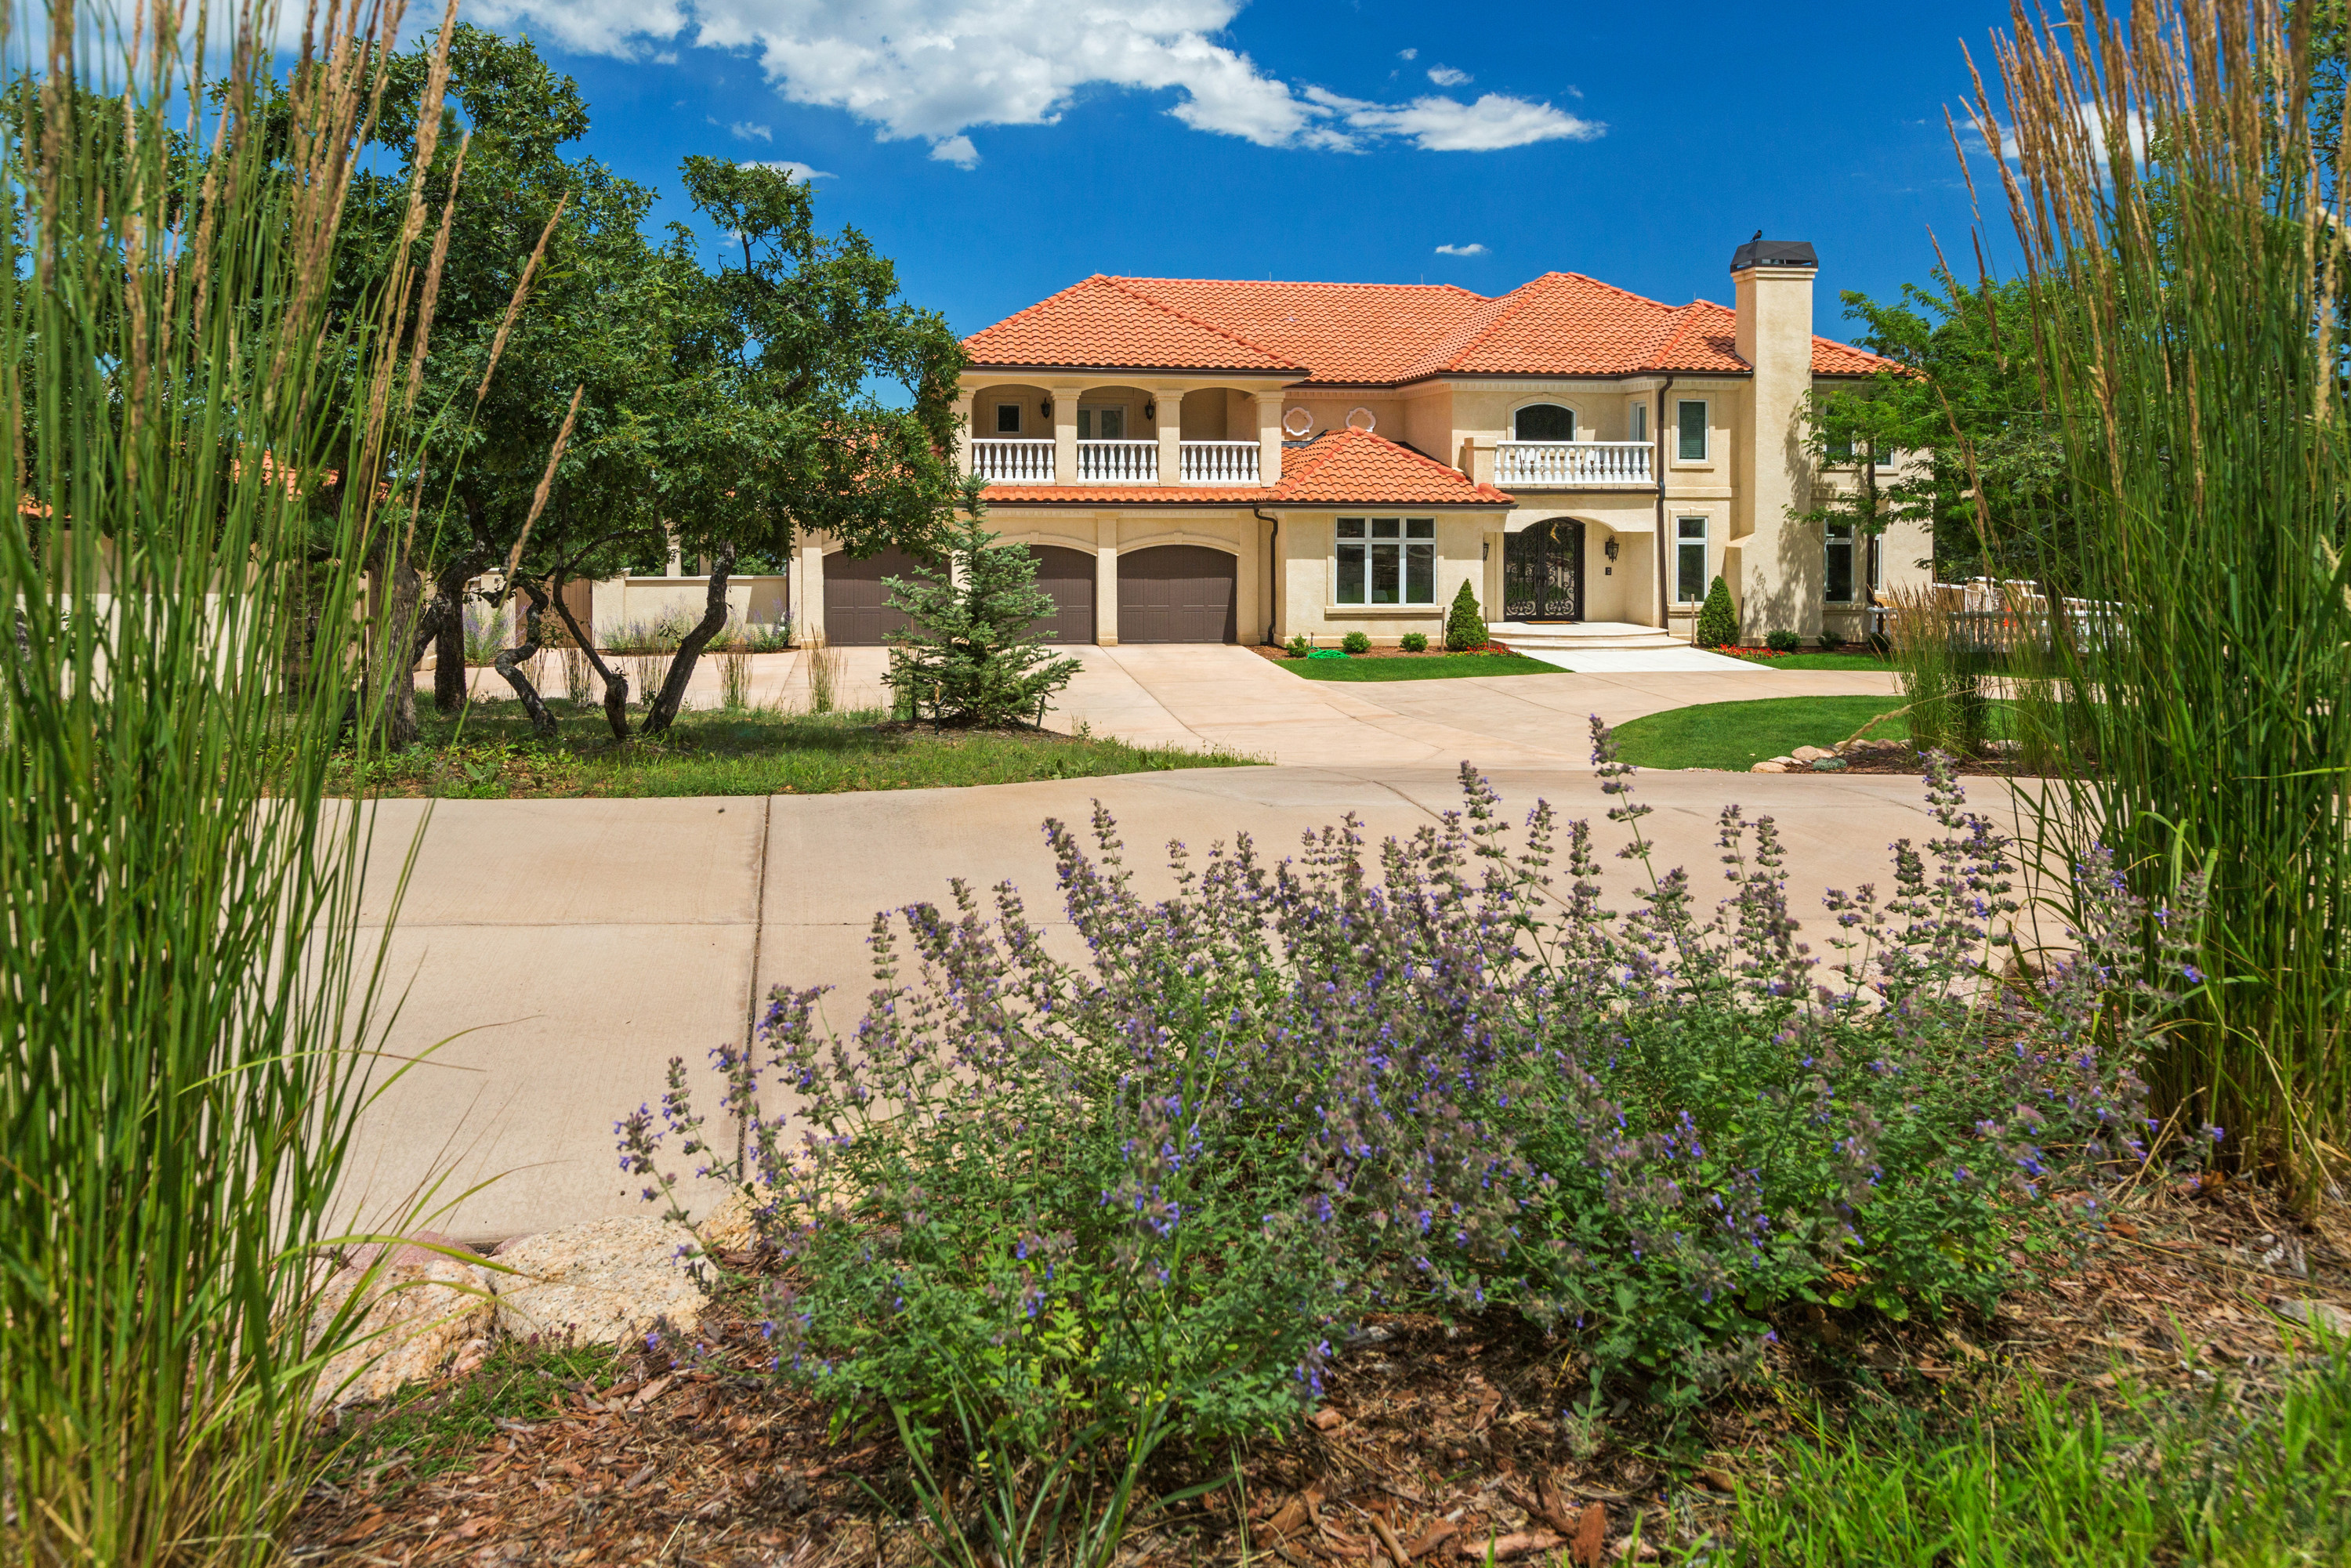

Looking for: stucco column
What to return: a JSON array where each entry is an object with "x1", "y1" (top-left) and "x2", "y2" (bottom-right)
[
  {"x1": 1094, "y1": 514, "x2": 1118, "y2": 646},
  {"x1": 1256, "y1": 392, "x2": 1285, "y2": 486},
  {"x1": 1155, "y1": 386, "x2": 1183, "y2": 485},
  {"x1": 797, "y1": 538, "x2": 826, "y2": 645},
  {"x1": 954, "y1": 386, "x2": 976, "y2": 476},
  {"x1": 1052, "y1": 383, "x2": 1082, "y2": 487},
  {"x1": 665, "y1": 527, "x2": 683, "y2": 578}
]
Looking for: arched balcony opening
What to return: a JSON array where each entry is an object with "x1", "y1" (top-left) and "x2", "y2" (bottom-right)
[
  {"x1": 1073, "y1": 384, "x2": 1157, "y2": 481},
  {"x1": 1176, "y1": 387, "x2": 1262, "y2": 483},
  {"x1": 969, "y1": 382, "x2": 1053, "y2": 481}
]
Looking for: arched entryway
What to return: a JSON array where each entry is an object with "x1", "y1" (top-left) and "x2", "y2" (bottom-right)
[
  {"x1": 1502, "y1": 520, "x2": 1585, "y2": 621},
  {"x1": 1117, "y1": 545, "x2": 1236, "y2": 643}
]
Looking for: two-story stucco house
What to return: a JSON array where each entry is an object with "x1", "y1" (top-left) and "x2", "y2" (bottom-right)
[{"x1": 783, "y1": 238, "x2": 1929, "y2": 651}]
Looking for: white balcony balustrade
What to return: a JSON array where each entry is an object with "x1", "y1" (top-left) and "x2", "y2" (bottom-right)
[
  {"x1": 1494, "y1": 440, "x2": 1653, "y2": 487},
  {"x1": 1076, "y1": 440, "x2": 1158, "y2": 483},
  {"x1": 1178, "y1": 441, "x2": 1260, "y2": 484},
  {"x1": 971, "y1": 439, "x2": 1056, "y2": 483}
]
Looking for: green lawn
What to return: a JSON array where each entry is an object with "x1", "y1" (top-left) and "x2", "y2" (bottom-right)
[
  {"x1": 1273, "y1": 651, "x2": 1555, "y2": 682},
  {"x1": 1729, "y1": 650, "x2": 1893, "y2": 671},
  {"x1": 328, "y1": 701, "x2": 1249, "y2": 798},
  {"x1": 1613, "y1": 694, "x2": 1925, "y2": 770}
]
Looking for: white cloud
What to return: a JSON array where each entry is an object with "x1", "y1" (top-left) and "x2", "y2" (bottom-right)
[
  {"x1": 464, "y1": 1, "x2": 1600, "y2": 163},
  {"x1": 730, "y1": 119, "x2": 773, "y2": 140},
  {"x1": 1434, "y1": 241, "x2": 1487, "y2": 256},
  {"x1": 1425, "y1": 65, "x2": 1469, "y2": 87},
  {"x1": 1397, "y1": 47, "x2": 1418, "y2": 60},
  {"x1": 747, "y1": 159, "x2": 836, "y2": 180}
]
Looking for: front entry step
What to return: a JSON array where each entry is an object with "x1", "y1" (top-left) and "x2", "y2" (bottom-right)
[{"x1": 1491, "y1": 620, "x2": 1684, "y2": 653}]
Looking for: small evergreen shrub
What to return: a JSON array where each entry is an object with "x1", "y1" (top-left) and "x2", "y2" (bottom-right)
[
  {"x1": 629, "y1": 735, "x2": 2180, "y2": 1450},
  {"x1": 882, "y1": 507, "x2": 1082, "y2": 726},
  {"x1": 1341, "y1": 630, "x2": 1371, "y2": 655},
  {"x1": 1694, "y1": 574, "x2": 1738, "y2": 647},
  {"x1": 1284, "y1": 634, "x2": 1313, "y2": 657},
  {"x1": 1444, "y1": 581, "x2": 1487, "y2": 651},
  {"x1": 1400, "y1": 632, "x2": 1429, "y2": 653},
  {"x1": 1766, "y1": 628, "x2": 1802, "y2": 653}
]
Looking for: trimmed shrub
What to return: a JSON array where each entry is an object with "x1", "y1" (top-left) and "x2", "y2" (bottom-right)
[
  {"x1": 1341, "y1": 630, "x2": 1371, "y2": 655},
  {"x1": 1444, "y1": 581, "x2": 1487, "y2": 651},
  {"x1": 1400, "y1": 632, "x2": 1429, "y2": 653},
  {"x1": 1694, "y1": 574, "x2": 1738, "y2": 647},
  {"x1": 1766, "y1": 629, "x2": 1802, "y2": 653},
  {"x1": 1284, "y1": 633, "x2": 1313, "y2": 658}
]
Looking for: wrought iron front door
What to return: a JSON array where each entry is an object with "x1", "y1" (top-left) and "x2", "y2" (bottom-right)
[{"x1": 1501, "y1": 520, "x2": 1585, "y2": 621}]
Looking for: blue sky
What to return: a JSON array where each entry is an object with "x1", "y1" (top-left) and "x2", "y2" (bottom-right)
[{"x1": 463, "y1": 0, "x2": 2023, "y2": 348}]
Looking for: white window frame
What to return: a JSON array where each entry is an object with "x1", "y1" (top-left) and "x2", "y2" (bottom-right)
[
  {"x1": 1510, "y1": 401, "x2": 1578, "y2": 443},
  {"x1": 994, "y1": 401, "x2": 1023, "y2": 435},
  {"x1": 1675, "y1": 516, "x2": 1709, "y2": 604},
  {"x1": 1675, "y1": 399, "x2": 1710, "y2": 463},
  {"x1": 1335, "y1": 517, "x2": 1440, "y2": 607},
  {"x1": 1824, "y1": 523, "x2": 1857, "y2": 604},
  {"x1": 1628, "y1": 403, "x2": 1648, "y2": 444},
  {"x1": 1076, "y1": 404, "x2": 1128, "y2": 440}
]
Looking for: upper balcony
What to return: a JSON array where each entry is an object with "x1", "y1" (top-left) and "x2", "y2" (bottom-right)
[
  {"x1": 1494, "y1": 440, "x2": 1653, "y2": 488},
  {"x1": 969, "y1": 440, "x2": 1266, "y2": 485}
]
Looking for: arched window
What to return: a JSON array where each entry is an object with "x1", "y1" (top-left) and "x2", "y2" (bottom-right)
[{"x1": 1514, "y1": 404, "x2": 1575, "y2": 441}]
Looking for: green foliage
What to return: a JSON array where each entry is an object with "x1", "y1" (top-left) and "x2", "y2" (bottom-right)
[
  {"x1": 1400, "y1": 631, "x2": 1429, "y2": 653},
  {"x1": 882, "y1": 501, "x2": 1083, "y2": 726},
  {"x1": 1443, "y1": 580, "x2": 1487, "y2": 651},
  {"x1": 319, "y1": 1342, "x2": 619, "y2": 1494},
  {"x1": 1607, "y1": 694, "x2": 2004, "y2": 771},
  {"x1": 1764, "y1": 629, "x2": 1800, "y2": 654},
  {"x1": 462, "y1": 602, "x2": 510, "y2": 665},
  {"x1": 1284, "y1": 633, "x2": 1312, "y2": 657},
  {"x1": 1, "y1": 8, "x2": 426, "y2": 1559},
  {"x1": 1341, "y1": 630, "x2": 1371, "y2": 655},
  {"x1": 1719, "y1": 1343, "x2": 2351, "y2": 1566},
  {"x1": 1694, "y1": 575, "x2": 1738, "y2": 648}
]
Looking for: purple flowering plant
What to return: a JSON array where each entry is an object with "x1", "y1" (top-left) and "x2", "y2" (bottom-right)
[{"x1": 619, "y1": 720, "x2": 2189, "y2": 1442}]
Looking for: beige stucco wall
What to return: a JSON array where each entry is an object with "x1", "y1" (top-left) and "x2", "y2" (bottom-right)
[
  {"x1": 1270, "y1": 510, "x2": 1502, "y2": 646},
  {"x1": 585, "y1": 575, "x2": 788, "y2": 646}
]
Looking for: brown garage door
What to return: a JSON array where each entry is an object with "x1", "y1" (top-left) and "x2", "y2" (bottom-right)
[
  {"x1": 823, "y1": 548, "x2": 930, "y2": 646},
  {"x1": 1030, "y1": 546, "x2": 1096, "y2": 644},
  {"x1": 1117, "y1": 545, "x2": 1236, "y2": 643}
]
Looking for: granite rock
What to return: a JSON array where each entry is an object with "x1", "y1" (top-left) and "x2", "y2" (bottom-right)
[
  {"x1": 493, "y1": 1215, "x2": 705, "y2": 1345},
  {"x1": 310, "y1": 1231, "x2": 494, "y2": 1409}
]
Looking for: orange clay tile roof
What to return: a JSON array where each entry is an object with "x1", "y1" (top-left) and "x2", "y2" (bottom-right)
[
  {"x1": 977, "y1": 428, "x2": 1514, "y2": 509},
  {"x1": 965, "y1": 273, "x2": 1896, "y2": 385}
]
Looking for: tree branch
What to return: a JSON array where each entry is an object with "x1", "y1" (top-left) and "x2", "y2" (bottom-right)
[{"x1": 642, "y1": 539, "x2": 734, "y2": 737}]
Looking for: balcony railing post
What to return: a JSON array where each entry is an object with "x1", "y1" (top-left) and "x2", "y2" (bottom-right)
[
  {"x1": 1491, "y1": 441, "x2": 1652, "y2": 487},
  {"x1": 1177, "y1": 440, "x2": 1261, "y2": 484},
  {"x1": 1076, "y1": 440, "x2": 1158, "y2": 483},
  {"x1": 971, "y1": 439, "x2": 1056, "y2": 483}
]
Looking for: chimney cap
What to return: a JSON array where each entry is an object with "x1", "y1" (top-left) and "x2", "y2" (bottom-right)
[{"x1": 1730, "y1": 238, "x2": 1817, "y2": 272}]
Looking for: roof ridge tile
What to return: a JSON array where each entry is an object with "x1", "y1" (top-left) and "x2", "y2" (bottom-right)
[{"x1": 1099, "y1": 276, "x2": 1303, "y2": 370}]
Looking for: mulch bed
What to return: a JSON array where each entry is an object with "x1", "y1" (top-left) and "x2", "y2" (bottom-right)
[
  {"x1": 1808, "y1": 738, "x2": 2030, "y2": 777},
  {"x1": 1249, "y1": 643, "x2": 1520, "y2": 664},
  {"x1": 285, "y1": 1178, "x2": 2349, "y2": 1566}
]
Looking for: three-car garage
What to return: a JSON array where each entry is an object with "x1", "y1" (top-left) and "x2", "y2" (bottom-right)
[{"x1": 818, "y1": 542, "x2": 1234, "y2": 646}]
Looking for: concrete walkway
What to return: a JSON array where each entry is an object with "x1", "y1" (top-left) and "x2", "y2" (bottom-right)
[{"x1": 344, "y1": 751, "x2": 2009, "y2": 1244}]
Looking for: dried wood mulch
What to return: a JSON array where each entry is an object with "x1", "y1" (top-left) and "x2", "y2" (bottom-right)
[{"x1": 284, "y1": 1173, "x2": 2350, "y2": 1568}]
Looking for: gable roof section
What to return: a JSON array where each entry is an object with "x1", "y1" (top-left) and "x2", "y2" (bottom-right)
[
  {"x1": 965, "y1": 272, "x2": 1898, "y2": 384},
  {"x1": 961, "y1": 274, "x2": 1301, "y2": 373},
  {"x1": 975, "y1": 428, "x2": 1513, "y2": 508}
]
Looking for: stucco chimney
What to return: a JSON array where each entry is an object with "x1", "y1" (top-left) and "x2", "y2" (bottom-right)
[{"x1": 1729, "y1": 238, "x2": 1820, "y2": 637}]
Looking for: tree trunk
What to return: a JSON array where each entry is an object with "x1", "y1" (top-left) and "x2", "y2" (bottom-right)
[
  {"x1": 426, "y1": 549, "x2": 490, "y2": 715},
  {"x1": 642, "y1": 541, "x2": 734, "y2": 737},
  {"x1": 365, "y1": 547, "x2": 421, "y2": 751},
  {"x1": 493, "y1": 579, "x2": 559, "y2": 741},
  {"x1": 548, "y1": 570, "x2": 633, "y2": 742}
]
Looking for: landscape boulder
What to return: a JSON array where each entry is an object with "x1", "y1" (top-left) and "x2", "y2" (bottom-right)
[
  {"x1": 493, "y1": 1215, "x2": 706, "y2": 1345},
  {"x1": 1791, "y1": 745, "x2": 1831, "y2": 763},
  {"x1": 310, "y1": 1231, "x2": 494, "y2": 1409}
]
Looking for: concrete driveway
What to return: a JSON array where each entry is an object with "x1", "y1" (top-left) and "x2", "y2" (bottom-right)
[
  {"x1": 344, "y1": 753, "x2": 2016, "y2": 1244},
  {"x1": 437, "y1": 642, "x2": 1900, "y2": 768}
]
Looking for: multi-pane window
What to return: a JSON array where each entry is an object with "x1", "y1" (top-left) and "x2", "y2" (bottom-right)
[
  {"x1": 1514, "y1": 404, "x2": 1574, "y2": 441},
  {"x1": 1676, "y1": 400, "x2": 1708, "y2": 462},
  {"x1": 1076, "y1": 406, "x2": 1125, "y2": 440},
  {"x1": 1336, "y1": 518, "x2": 1437, "y2": 605},
  {"x1": 994, "y1": 403, "x2": 1023, "y2": 434},
  {"x1": 1825, "y1": 523, "x2": 1857, "y2": 603},
  {"x1": 1675, "y1": 517, "x2": 1709, "y2": 603},
  {"x1": 1629, "y1": 403, "x2": 1648, "y2": 444}
]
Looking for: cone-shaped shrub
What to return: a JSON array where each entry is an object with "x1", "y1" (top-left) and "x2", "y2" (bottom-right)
[
  {"x1": 1444, "y1": 580, "x2": 1487, "y2": 650},
  {"x1": 1694, "y1": 574, "x2": 1738, "y2": 647}
]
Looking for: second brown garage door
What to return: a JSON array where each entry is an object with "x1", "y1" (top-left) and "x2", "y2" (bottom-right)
[
  {"x1": 1117, "y1": 545, "x2": 1236, "y2": 643},
  {"x1": 822, "y1": 548, "x2": 929, "y2": 646},
  {"x1": 1029, "y1": 546, "x2": 1096, "y2": 644}
]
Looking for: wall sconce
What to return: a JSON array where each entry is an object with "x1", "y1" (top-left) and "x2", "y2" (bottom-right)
[
  {"x1": 1603, "y1": 538, "x2": 1620, "y2": 562},
  {"x1": 1481, "y1": 541, "x2": 1490, "y2": 560},
  {"x1": 1041, "y1": 397, "x2": 1053, "y2": 417},
  {"x1": 1143, "y1": 399, "x2": 1157, "y2": 419}
]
